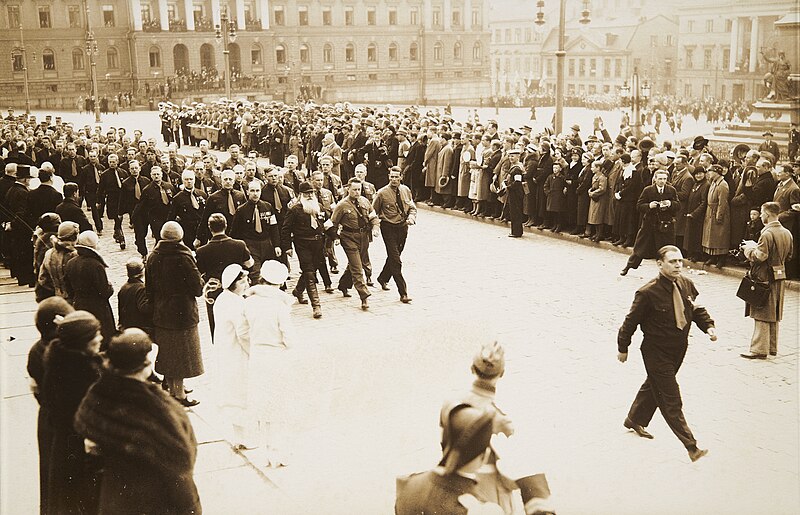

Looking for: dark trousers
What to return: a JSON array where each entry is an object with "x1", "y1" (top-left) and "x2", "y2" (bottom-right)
[
  {"x1": 377, "y1": 221, "x2": 408, "y2": 296},
  {"x1": 627, "y1": 343, "x2": 697, "y2": 450},
  {"x1": 9, "y1": 228, "x2": 34, "y2": 285},
  {"x1": 338, "y1": 230, "x2": 371, "y2": 300},
  {"x1": 293, "y1": 238, "x2": 325, "y2": 308},
  {"x1": 86, "y1": 196, "x2": 103, "y2": 232},
  {"x1": 133, "y1": 215, "x2": 149, "y2": 257},
  {"x1": 244, "y1": 237, "x2": 277, "y2": 284},
  {"x1": 324, "y1": 236, "x2": 339, "y2": 269},
  {"x1": 626, "y1": 226, "x2": 675, "y2": 269},
  {"x1": 111, "y1": 215, "x2": 124, "y2": 243}
]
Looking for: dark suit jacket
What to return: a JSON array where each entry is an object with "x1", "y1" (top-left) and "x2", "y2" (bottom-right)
[
  {"x1": 120, "y1": 175, "x2": 151, "y2": 216},
  {"x1": 96, "y1": 167, "x2": 128, "y2": 218},
  {"x1": 637, "y1": 184, "x2": 680, "y2": 227},
  {"x1": 195, "y1": 188, "x2": 246, "y2": 243},
  {"x1": 56, "y1": 198, "x2": 93, "y2": 233},
  {"x1": 79, "y1": 162, "x2": 104, "y2": 199},
  {"x1": 27, "y1": 184, "x2": 63, "y2": 222},
  {"x1": 57, "y1": 156, "x2": 86, "y2": 183}
]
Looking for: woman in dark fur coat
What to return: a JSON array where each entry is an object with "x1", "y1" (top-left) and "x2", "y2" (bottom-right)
[
  {"x1": 75, "y1": 329, "x2": 202, "y2": 515},
  {"x1": 40, "y1": 310, "x2": 103, "y2": 515}
]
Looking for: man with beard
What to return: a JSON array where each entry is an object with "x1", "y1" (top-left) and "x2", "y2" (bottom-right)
[
  {"x1": 331, "y1": 178, "x2": 380, "y2": 310},
  {"x1": 121, "y1": 161, "x2": 150, "y2": 256},
  {"x1": 373, "y1": 167, "x2": 417, "y2": 303},
  {"x1": 133, "y1": 167, "x2": 174, "y2": 256},
  {"x1": 195, "y1": 169, "x2": 246, "y2": 246},
  {"x1": 230, "y1": 180, "x2": 281, "y2": 284},
  {"x1": 96, "y1": 153, "x2": 128, "y2": 249},
  {"x1": 170, "y1": 170, "x2": 207, "y2": 250},
  {"x1": 79, "y1": 150, "x2": 105, "y2": 233},
  {"x1": 281, "y1": 181, "x2": 334, "y2": 319}
]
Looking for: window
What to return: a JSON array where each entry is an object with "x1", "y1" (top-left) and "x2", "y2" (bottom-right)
[
  {"x1": 46, "y1": 84, "x2": 58, "y2": 92},
  {"x1": 432, "y1": 8, "x2": 440, "y2": 26},
  {"x1": 344, "y1": 7, "x2": 354, "y2": 25},
  {"x1": 251, "y1": 46, "x2": 262, "y2": 66},
  {"x1": 103, "y1": 5, "x2": 115, "y2": 26},
  {"x1": 390, "y1": 72, "x2": 398, "y2": 79},
  {"x1": 409, "y1": 42, "x2": 418, "y2": 61},
  {"x1": 614, "y1": 58, "x2": 622, "y2": 78},
  {"x1": 568, "y1": 58, "x2": 575, "y2": 77},
  {"x1": 454, "y1": 42, "x2": 462, "y2": 60},
  {"x1": 345, "y1": 43, "x2": 354, "y2": 62},
  {"x1": 603, "y1": 58, "x2": 610, "y2": 78},
  {"x1": 388, "y1": 8, "x2": 397, "y2": 25},
  {"x1": 325, "y1": 74, "x2": 334, "y2": 82},
  {"x1": 434, "y1": 72, "x2": 442, "y2": 79},
  {"x1": 505, "y1": 29, "x2": 511, "y2": 42},
  {"x1": 367, "y1": 7, "x2": 376, "y2": 25},
  {"x1": 149, "y1": 46, "x2": 161, "y2": 68},
  {"x1": 300, "y1": 44, "x2": 309, "y2": 64},
  {"x1": 687, "y1": 20, "x2": 694, "y2": 32},
  {"x1": 590, "y1": 58, "x2": 596, "y2": 77},
  {"x1": 702, "y1": 84, "x2": 711, "y2": 97},
  {"x1": 388, "y1": 42, "x2": 397, "y2": 61},
  {"x1": 433, "y1": 42, "x2": 443, "y2": 61},
  {"x1": 579, "y1": 59, "x2": 586, "y2": 77},
  {"x1": 495, "y1": 29, "x2": 501, "y2": 43},
  {"x1": 725, "y1": 19, "x2": 732, "y2": 32},
  {"x1": 703, "y1": 48, "x2": 712, "y2": 70},
  {"x1": 603, "y1": 85, "x2": 610, "y2": 93},
  {"x1": 369, "y1": 73, "x2": 377, "y2": 81},
  {"x1": 452, "y1": 9, "x2": 461, "y2": 27},
  {"x1": 298, "y1": 6, "x2": 308, "y2": 25},
  {"x1": 276, "y1": 44, "x2": 286, "y2": 64},
  {"x1": 455, "y1": 70, "x2": 462, "y2": 78},
  {"x1": 7, "y1": 5, "x2": 20, "y2": 28},
  {"x1": 141, "y1": 4, "x2": 152, "y2": 23},
  {"x1": 168, "y1": 4, "x2": 177, "y2": 21},
  {"x1": 685, "y1": 48, "x2": 693, "y2": 69},
  {"x1": 515, "y1": 28, "x2": 522, "y2": 43},
  {"x1": 472, "y1": 9, "x2": 479, "y2": 27},
  {"x1": 666, "y1": 35, "x2": 675, "y2": 46},
  {"x1": 107, "y1": 47, "x2": 119, "y2": 69},
  {"x1": 367, "y1": 43, "x2": 377, "y2": 62},
  {"x1": 589, "y1": 84, "x2": 596, "y2": 94},
  {"x1": 472, "y1": 41, "x2": 482, "y2": 60},
  {"x1": 72, "y1": 48, "x2": 85, "y2": 70},
  {"x1": 722, "y1": 48, "x2": 730, "y2": 68},
  {"x1": 650, "y1": 35, "x2": 658, "y2": 48},
  {"x1": 42, "y1": 49, "x2": 56, "y2": 70},
  {"x1": 664, "y1": 58, "x2": 672, "y2": 75},
  {"x1": 346, "y1": 74, "x2": 356, "y2": 81},
  {"x1": 525, "y1": 28, "x2": 532, "y2": 43},
  {"x1": 705, "y1": 19, "x2": 713, "y2": 32},
  {"x1": 410, "y1": 8, "x2": 418, "y2": 25},
  {"x1": 322, "y1": 7, "x2": 331, "y2": 25},
  {"x1": 68, "y1": 5, "x2": 82, "y2": 28},
  {"x1": 323, "y1": 43, "x2": 333, "y2": 63},
  {"x1": 274, "y1": 6, "x2": 284, "y2": 26},
  {"x1": 38, "y1": 6, "x2": 52, "y2": 28},
  {"x1": 11, "y1": 51, "x2": 23, "y2": 72}
]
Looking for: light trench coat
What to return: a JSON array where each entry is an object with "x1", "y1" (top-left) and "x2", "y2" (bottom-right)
[{"x1": 213, "y1": 289, "x2": 250, "y2": 426}]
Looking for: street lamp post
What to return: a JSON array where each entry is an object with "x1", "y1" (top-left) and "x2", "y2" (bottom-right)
[
  {"x1": 535, "y1": 0, "x2": 590, "y2": 135},
  {"x1": 14, "y1": 26, "x2": 33, "y2": 115},
  {"x1": 215, "y1": 7, "x2": 237, "y2": 100},
  {"x1": 85, "y1": 31, "x2": 100, "y2": 123},
  {"x1": 620, "y1": 67, "x2": 650, "y2": 138}
]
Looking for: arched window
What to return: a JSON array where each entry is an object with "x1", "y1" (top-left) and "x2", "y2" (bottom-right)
[
  {"x1": 107, "y1": 47, "x2": 119, "y2": 69},
  {"x1": 367, "y1": 43, "x2": 377, "y2": 62},
  {"x1": 300, "y1": 43, "x2": 310, "y2": 64},
  {"x1": 345, "y1": 43, "x2": 354, "y2": 63},
  {"x1": 72, "y1": 48, "x2": 85, "y2": 70},
  {"x1": 454, "y1": 41, "x2": 462, "y2": 60},
  {"x1": 173, "y1": 44, "x2": 189, "y2": 73},
  {"x1": 276, "y1": 44, "x2": 286, "y2": 64},
  {"x1": 388, "y1": 42, "x2": 398, "y2": 62},
  {"x1": 42, "y1": 48, "x2": 56, "y2": 70},
  {"x1": 473, "y1": 41, "x2": 482, "y2": 60},
  {"x1": 323, "y1": 43, "x2": 333, "y2": 64},
  {"x1": 250, "y1": 43, "x2": 263, "y2": 67},
  {"x1": 433, "y1": 42, "x2": 443, "y2": 61},
  {"x1": 409, "y1": 42, "x2": 418, "y2": 61},
  {"x1": 149, "y1": 46, "x2": 161, "y2": 68}
]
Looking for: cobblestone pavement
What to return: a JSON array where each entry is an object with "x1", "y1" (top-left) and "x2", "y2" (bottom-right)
[{"x1": 1, "y1": 110, "x2": 797, "y2": 514}]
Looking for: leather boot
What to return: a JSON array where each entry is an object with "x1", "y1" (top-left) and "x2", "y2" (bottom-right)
[{"x1": 305, "y1": 272, "x2": 322, "y2": 318}]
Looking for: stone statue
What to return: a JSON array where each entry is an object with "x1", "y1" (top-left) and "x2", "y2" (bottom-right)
[{"x1": 761, "y1": 49, "x2": 791, "y2": 101}]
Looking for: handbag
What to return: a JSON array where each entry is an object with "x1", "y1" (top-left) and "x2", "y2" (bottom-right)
[{"x1": 736, "y1": 272, "x2": 770, "y2": 307}]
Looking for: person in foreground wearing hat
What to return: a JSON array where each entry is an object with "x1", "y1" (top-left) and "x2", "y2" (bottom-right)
[
  {"x1": 214, "y1": 263, "x2": 254, "y2": 449},
  {"x1": 28, "y1": 297, "x2": 75, "y2": 515},
  {"x1": 682, "y1": 167, "x2": 710, "y2": 262},
  {"x1": 32, "y1": 213, "x2": 61, "y2": 280},
  {"x1": 739, "y1": 202, "x2": 793, "y2": 359},
  {"x1": 40, "y1": 310, "x2": 103, "y2": 515},
  {"x1": 146, "y1": 221, "x2": 204, "y2": 406},
  {"x1": 4, "y1": 163, "x2": 36, "y2": 286},
  {"x1": 74, "y1": 329, "x2": 202, "y2": 515},
  {"x1": 617, "y1": 245, "x2": 717, "y2": 462},
  {"x1": 37, "y1": 221, "x2": 79, "y2": 302},
  {"x1": 700, "y1": 165, "x2": 731, "y2": 268},
  {"x1": 64, "y1": 231, "x2": 116, "y2": 347},
  {"x1": 242, "y1": 260, "x2": 295, "y2": 467},
  {"x1": 505, "y1": 149, "x2": 526, "y2": 238},
  {"x1": 396, "y1": 403, "x2": 555, "y2": 515}
]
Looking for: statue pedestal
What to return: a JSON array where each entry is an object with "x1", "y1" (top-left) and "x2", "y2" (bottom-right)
[
  {"x1": 747, "y1": 101, "x2": 799, "y2": 128},
  {"x1": 709, "y1": 101, "x2": 798, "y2": 154}
]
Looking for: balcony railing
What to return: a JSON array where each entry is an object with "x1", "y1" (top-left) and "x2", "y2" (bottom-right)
[
  {"x1": 194, "y1": 18, "x2": 214, "y2": 32},
  {"x1": 142, "y1": 19, "x2": 162, "y2": 32},
  {"x1": 169, "y1": 19, "x2": 187, "y2": 32},
  {"x1": 245, "y1": 19, "x2": 261, "y2": 31}
]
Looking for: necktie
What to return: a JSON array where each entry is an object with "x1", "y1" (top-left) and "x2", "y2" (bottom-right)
[
  {"x1": 394, "y1": 187, "x2": 405, "y2": 217},
  {"x1": 273, "y1": 188, "x2": 282, "y2": 212},
  {"x1": 115, "y1": 170, "x2": 122, "y2": 189},
  {"x1": 228, "y1": 191, "x2": 236, "y2": 215},
  {"x1": 160, "y1": 187, "x2": 169, "y2": 205},
  {"x1": 71, "y1": 159, "x2": 78, "y2": 177},
  {"x1": 134, "y1": 179, "x2": 141, "y2": 200},
  {"x1": 253, "y1": 204, "x2": 262, "y2": 233},
  {"x1": 190, "y1": 192, "x2": 199, "y2": 210},
  {"x1": 673, "y1": 282, "x2": 687, "y2": 330},
  {"x1": 94, "y1": 166, "x2": 100, "y2": 183}
]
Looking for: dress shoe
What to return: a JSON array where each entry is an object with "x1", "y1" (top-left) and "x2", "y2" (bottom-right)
[
  {"x1": 330, "y1": 267, "x2": 339, "y2": 274},
  {"x1": 769, "y1": 351, "x2": 777, "y2": 356},
  {"x1": 312, "y1": 307, "x2": 322, "y2": 319},
  {"x1": 339, "y1": 288, "x2": 351, "y2": 297},
  {"x1": 378, "y1": 281, "x2": 390, "y2": 291},
  {"x1": 400, "y1": 295, "x2": 412, "y2": 304},
  {"x1": 324, "y1": 286, "x2": 335, "y2": 294},
  {"x1": 508, "y1": 234, "x2": 521, "y2": 238},
  {"x1": 361, "y1": 299, "x2": 369, "y2": 310},
  {"x1": 184, "y1": 388, "x2": 193, "y2": 394},
  {"x1": 177, "y1": 397, "x2": 200, "y2": 408},
  {"x1": 620, "y1": 266, "x2": 631, "y2": 276},
  {"x1": 366, "y1": 279, "x2": 374, "y2": 287},
  {"x1": 740, "y1": 353, "x2": 767, "y2": 360},
  {"x1": 688, "y1": 447, "x2": 708, "y2": 462},
  {"x1": 120, "y1": 242, "x2": 126, "y2": 250},
  {"x1": 292, "y1": 290, "x2": 308, "y2": 304},
  {"x1": 624, "y1": 419, "x2": 654, "y2": 439}
]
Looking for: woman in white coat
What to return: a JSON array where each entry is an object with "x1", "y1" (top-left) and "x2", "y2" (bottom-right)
[
  {"x1": 242, "y1": 260, "x2": 295, "y2": 467},
  {"x1": 213, "y1": 264, "x2": 252, "y2": 449}
]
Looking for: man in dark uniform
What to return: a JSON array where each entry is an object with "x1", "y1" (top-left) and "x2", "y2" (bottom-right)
[
  {"x1": 195, "y1": 213, "x2": 253, "y2": 338},
  {"x1": 267, "y1": 121, "x2": 285, "y2": 167},
  {"x1": 55, "y1": 182, "x2": 92, "y2": 233},
  {"x1": 788, "y1": 123, "x2": 799, "y2": 163},
  {"x1": 133, "y1": 166, "x2": 174, "y2": 256},
  {"x1": 120, "y1": 160, "x2": 150, "y2": 256},
  {"x1": 261, "y1": 167, "x2": 294, "y2": 269},
  {"x1": 230, "y1": 180, "x2": 281, "y2": 285},
  {"x1": 758, "y1": 131, "x2": 780, "y2": 162},
  {"x1": 618, "y1": 245, "x2": 717, "y2": 462},
  {"x1": 621, "y1": 170, "x2": 680, "y2": 275},
  {"x1": 194, "y1": 169, "x2": 246, "y2": 246},
  {"x1": 56, "y1": 142, "x2": 85, "y2": 185},
  {"x1": 97, "y1": 153, "x2": 128, "y2": 249},
  {"x1": 505, "y1": 149, "x2": 526, "y2": 238},
  {"x1": 310, "y1": 170, "x2": 339, "y2": 276},
  {"x1": 358, "y1": 129, "x2": 392, "y2": 190},
  {"x1": 0, "y1": 163, "x2": 16, "y2": 267},
  {"x1": 79, "y1": 149, "x2": 105, "y2": 233},
  {"x1": 330, "y1": 178, "x2": 380, "y2": 310},
  {"x1": 27, "y1": 167, "x2": 63, "y2": 223},
  {"x1": 170, "y1": 170, "x2": 207, "y2": 250},
  {"x1": 4, "y1": 164, "x2": 36, "y2": 285}
]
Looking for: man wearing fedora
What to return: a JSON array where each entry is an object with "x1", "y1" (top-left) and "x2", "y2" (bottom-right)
[
  {"x1": 758, "y1": 131, "x2": 780, "y2": 162},
  {"x1": 4, "y1": 164, "x2": 36, "y2": 285}
]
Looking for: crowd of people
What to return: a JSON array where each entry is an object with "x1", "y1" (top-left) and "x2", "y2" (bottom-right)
[{"x1": 0, "y1": 98, "x2": 796, "y2": 513}]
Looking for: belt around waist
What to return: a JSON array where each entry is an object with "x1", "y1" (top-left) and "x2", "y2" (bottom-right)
[{"x1": 341, "y1": 227, "x2": 366, "y2": 233}]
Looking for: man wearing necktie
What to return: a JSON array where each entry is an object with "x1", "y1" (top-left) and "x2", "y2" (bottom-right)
[
  {"x1": 170, "y1": 170, "x2": 208, "y2": 250},
  {"x1": 56, "y1": 142, "x2": 85, "y2": 185},
  {"x1": 194, "y1": 169, "x2": 246, "y2": 247},
  {"x1": 230, "y1": 180, "x2": 281, "y2": 285},
  {"x1": 122, "y1": 160, "x2": 151, "y2": 256},
  {"x1": 617, "y1": 245, "x2": 717, "y2": 462},
  {"x1": 97, "y1": 153, "x2": 129, "y2": 249},
  {"x1": 79, "y1": 150, "x2": 104, "y2": 234},
  {"x1": 135, "y1": 167, "x2": 174, "y2": 256},
  {"x1": 310, "y1": 170, "x2": 339, "y2": 275},
  {"x1": 261, "y1": 167, "x2": 294, "y2": 268}
]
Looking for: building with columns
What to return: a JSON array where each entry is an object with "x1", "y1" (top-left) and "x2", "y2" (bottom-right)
[
  {"x1": 674, "y1": 0, "x2": 795, "y2": 102},
  {"x1": 0, "y1": 0, "x2": 491, "y2": 108}
]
